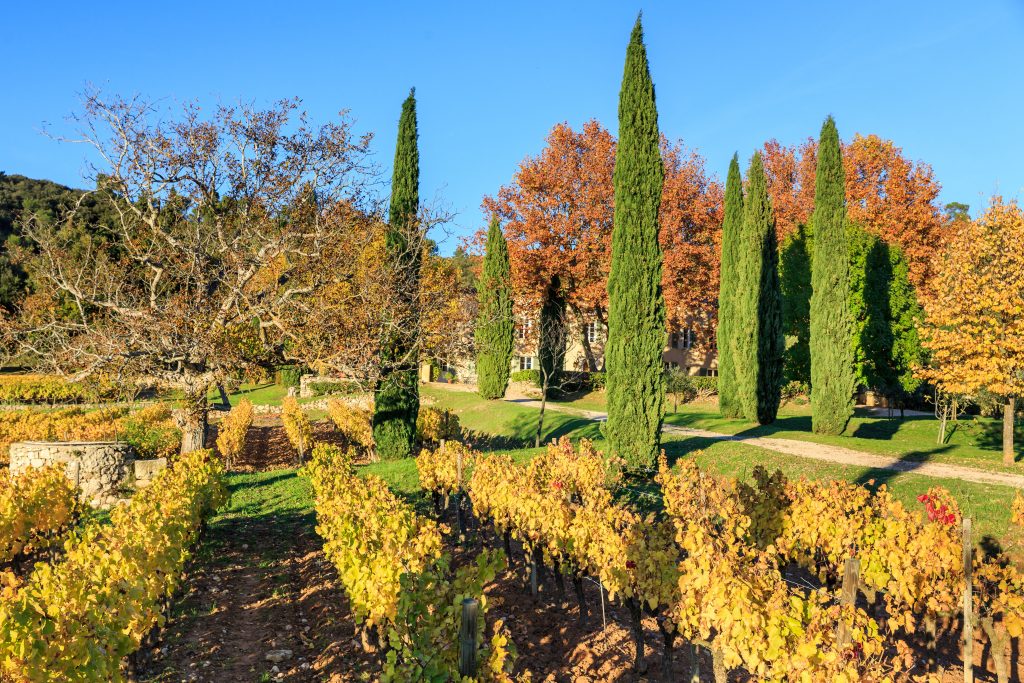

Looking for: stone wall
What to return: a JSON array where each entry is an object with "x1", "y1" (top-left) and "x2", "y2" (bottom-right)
[{"x1": 8, "y1": 441, "x2": 166, "y2": 507}]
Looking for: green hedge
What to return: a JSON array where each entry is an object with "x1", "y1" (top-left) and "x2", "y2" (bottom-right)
[
  {"x1": 276, "y1": 365, "x2": 306, "y2": 388},
  {"x1": 307, "y1": 379, "x2": 361, "y2": 397},
  {"x1": 510, "y1": 369, "x2": 540, "y2": 386}
]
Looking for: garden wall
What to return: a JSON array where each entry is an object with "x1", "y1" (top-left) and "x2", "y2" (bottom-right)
[{"x1": 8, "y1": 441, "x2": 166, "y2": 507}]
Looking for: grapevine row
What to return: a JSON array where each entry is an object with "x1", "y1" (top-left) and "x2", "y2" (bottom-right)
[
  {"x1": 0, "y1": 448, "x2": 227, "y2": 682},
  {"x1": 0, "y1": 464, "x2": 81, "y2": 566},
  {"x1": 303, "y1": 442, "x2": 524, "y2": 681}
]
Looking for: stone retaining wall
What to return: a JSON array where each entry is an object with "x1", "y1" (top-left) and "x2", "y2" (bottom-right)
[{"x1": 8, "y1": 441, "x2": 166, "y2": 507}]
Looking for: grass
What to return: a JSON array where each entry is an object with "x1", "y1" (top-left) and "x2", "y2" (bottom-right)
[{"x1": 551, "y1": 389, "x2": 1024, "y2": 474}]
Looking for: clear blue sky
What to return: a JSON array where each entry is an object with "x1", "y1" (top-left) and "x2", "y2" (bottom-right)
[{"x1": 4, "y1": 1, "x2": 1022, "y2": 254}]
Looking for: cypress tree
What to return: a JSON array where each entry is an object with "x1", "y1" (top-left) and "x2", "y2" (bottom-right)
[
  {"x1": 373, "y1": 89, "x2": 421, "y2": 459},
  {"x1": 734, "y1": 152, "x2": 783, "y2": 423},
  {"x1": 605, "y1": 16, "x2": 666, "y2": 470},
  {"x1": 475, "y1": 217, "x2": 514, "y2": 399},
  {"x1": 717, "y1": 154, "x2": 744, "y2": 418},
  {"x1": 809, "y1": 116, "x2": 855, "y2": 435}
]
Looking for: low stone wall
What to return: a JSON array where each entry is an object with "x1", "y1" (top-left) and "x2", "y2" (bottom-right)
[{"x1": 8, "y1": 441, "x2": 166, "y2": 507}]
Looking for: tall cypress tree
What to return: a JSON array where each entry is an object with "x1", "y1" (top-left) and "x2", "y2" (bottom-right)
[
  {"x1": 809, "y1": 116, "x2": 855, "y2": 435},
  {"x1": 734, "y1": 152, "x2": 783, "y2": 423},
  {"x1": 606, "y1": 16, "x2": 666, "y2": 470},
  {"x1": 717, "y1": 154, "x2": 744, "y2": 419},
  {"x1": 373, "y1": 89, "x2": 421, "y2": 459},
  {"x1": 475, "y1": 217, "x2": 514, "y2": 399}
]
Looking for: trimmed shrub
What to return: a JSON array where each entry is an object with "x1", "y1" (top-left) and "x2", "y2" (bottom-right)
[
  {"x1": 276, "y1": 365, "x2": 305, "y2": 388},
  {"x1": 511, "y1": 369, "x2": 540, "y2": 386}
]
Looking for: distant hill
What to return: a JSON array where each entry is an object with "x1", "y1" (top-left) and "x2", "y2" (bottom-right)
[{"x1": 0, "y1": 173, "x2": 88, "y2": 243}]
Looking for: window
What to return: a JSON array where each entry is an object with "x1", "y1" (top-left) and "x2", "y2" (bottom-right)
[
  {"x1": 517, "y1": 320, "x2": 533, "y2": 341},
  {"x1": 672, "y1": 328, "x2": 696, "y2": 349},
  {"x1": 518, "y1": 356, "x2": 534, "y2": 370},
  {"x1": 585, "y1": 321, "x2": 598, "y2": 343}
]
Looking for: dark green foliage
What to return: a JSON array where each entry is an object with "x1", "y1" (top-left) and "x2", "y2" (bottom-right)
[
  {"x1": 510, "y1": 369, "x2": 540, "y2": 385},
  {"x1": 475, "y1": 218, "x2": 514, "y2": 399},
  {"x1": 809, "y1": 117, "x2": 855, "y2": 435},
  {"x1": 717, "y1": 155, "x2": 744, "y2": 419},
  {"x1": 734, "y1": 153, "x2": 783, "y2": 424},
  {"x1": 847, "y1": 229, "x2": 924, "y2": 403},
  {"x1": 374, "y1": 90, "x2": 422, "y2": 460},
  {"x1": 779, "y1": 222, "x2": 813, "y2": 384},
  {"x1": 538, "y1": 276, "x2": 568, "y2": 396},
  {"x1": 276, "y1": 365, "x2": 305, "y2": 388},
  {"x1": 0, "y1": 173, "x2": 122, "y2": 311},
  {"x1": 605, "y1": 16, "x2": 666, "y2": 470}
]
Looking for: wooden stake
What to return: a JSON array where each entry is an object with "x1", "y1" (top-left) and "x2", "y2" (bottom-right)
[
  {"x1": 963, "y1": 518, "x2": 974, "y2": 683},
  {"x1": 837, "y1": 557, "x2": 861, "y2": 647},
  {"x1": 459, "y1": 598, "x2": 479, "y2": 676}
]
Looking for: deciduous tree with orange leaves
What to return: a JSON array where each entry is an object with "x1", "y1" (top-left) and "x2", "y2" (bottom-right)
[
  {"x1": 482, "y1": 120, "x2": 722, "y2": 357},
  {"x1": 918, "y1": 198, "x2": 1024, "y2": 465},
  {"x1": 762, "y1": 134, "x2": 947, "y2": 293}
]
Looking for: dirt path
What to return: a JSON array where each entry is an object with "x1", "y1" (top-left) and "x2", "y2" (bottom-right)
[
  {"x1": 140, "y1": 473, "x2": 373, "y2": 683},
  {"x1": 503, "y1": 397, "x2": 1024, "y2": 490}
]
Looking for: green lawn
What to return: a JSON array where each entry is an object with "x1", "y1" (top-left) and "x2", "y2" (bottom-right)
[{"x1": 552, "y1": 390, "x2": 1022, "y2": 475}]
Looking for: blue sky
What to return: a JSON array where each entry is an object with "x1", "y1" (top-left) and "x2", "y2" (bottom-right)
[{"x1": 3, "y1": 1, "x2": 1022, "y2": 254}]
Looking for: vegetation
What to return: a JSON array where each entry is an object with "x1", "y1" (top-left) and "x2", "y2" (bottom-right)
[
  {"x1": 215, "y1": 398, "x2": 253, "y2": 470},
  {"x1": 475, "y1": 217, "x2": 515, "y2": 400},
  {"x1": 920, "y1": 198, "x2": 1024, "y2": 465},
  {"x1": 0, "y1": 465, "x2": 80, "y2": 565},
  {"x1": 374, "y1": 90, "x2": 422, "y2": 460},
  {"x1": 0, "y1": 449, "x2": 225, "y2": 680},
  {"x1": 734, "y1": 152, "x2": 783, "y2": 424},
  {"x1": 281, "y1": 396, "x2": 313, "y2": 465},
  {"x1": 809, "y1": 116, "x2": 855, "y2": 435},
  {"x1": 605, "y1": 17, "x2": 666, "y2": 471},
  {"x1": 716, "y1": 155, "x2": 744, "y2": 419}
]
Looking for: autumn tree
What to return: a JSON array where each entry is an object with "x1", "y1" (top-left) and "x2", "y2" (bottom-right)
[
  {"x1": 809, "y1": 116, "x2": 855, "y2": 435},
  {"x1": 373, "y1": 90, "x2": 422, "y2": 460},
  {"x1": 919, "y1": 198, "x2": 1024, "y2": 465},
  {"x1": 6, "y1": 91, "x2": 373, "y2": 452},
  {"x1": 483, "y1": 123, "x2": 721, "y2": 361},
  {"x1": 717, "y1": 155, "x2": 744, "y2": 418},
  {"x1": 474, "y1": 217, "x2": 513, "y2": 399},
  {"x1": 606, "y1": 16, "x2": 666, "y2": 470},
  {"x1": 762, "y1": 134, "x2": 947, "y2": 293},
  {"x1": 734, "y1": 152, "x2": 783, "y2": 423}
]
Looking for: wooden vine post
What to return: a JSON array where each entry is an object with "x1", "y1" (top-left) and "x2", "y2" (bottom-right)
[
  {"x1": 837, "y1": 557, "x2": 861, "y2": 647},
  {"x1": 459, "y1": 597, "x2": 479, "y2": 676},
  {"x1": 963, "y1": 517, "x2": 973, "y2": 683}
]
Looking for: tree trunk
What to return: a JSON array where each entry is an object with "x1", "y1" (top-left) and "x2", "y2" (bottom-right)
[
  {"x1": 627, "y1": 597, "x2": 646, "y2": 673},
  {"x1": 216, "y1": 383, "x2": 231, "y2": 411},
  {"x1": 179, "y1": 386, "x2": 209, "y2": 454},
  {"x1": 1003, "y1": 397, "x2": 1016, "y2": 466},
  {"x1": 535, "y1": 378, "x2": 547, "y2": 448}
]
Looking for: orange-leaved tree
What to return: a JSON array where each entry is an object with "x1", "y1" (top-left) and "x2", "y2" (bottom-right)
[
  {"x1": 482, "y1": 120, "x2": 722, "y2": 360},
  {"x1": 762, "y1": 133, "x2": 947, "y2": 294},
  {"x1": 918, "y1": 198, "x2": 1024, "y2": 465}
]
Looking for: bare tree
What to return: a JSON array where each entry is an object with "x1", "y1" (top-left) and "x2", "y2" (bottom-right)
[{"x1": 3, "y1": 90, "x2": 375, "y2": 452}]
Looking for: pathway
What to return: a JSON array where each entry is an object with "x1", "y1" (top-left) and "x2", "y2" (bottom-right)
[{"x1": 504, "y1": 397, "x2": 1024, "y2": 490}]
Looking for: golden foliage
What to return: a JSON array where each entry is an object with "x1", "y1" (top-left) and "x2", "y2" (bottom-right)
[
  {"x1": 0, "y1": 465, "x2": 80, "y2": 564},
  {"x1": 215, "y1": 398, "x2": 253, "y2": 468},
  {"x1": 281, "y1": 396, "x2": 313, "y2": 461},
  {"x1": 0, "y1": 449, "x2": 226, "y2": 680}
]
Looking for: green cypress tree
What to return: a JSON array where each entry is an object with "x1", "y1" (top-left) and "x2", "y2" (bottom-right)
[
  {"x1": 373, "y1": 89, "x2": 421, "y2": 459},
  {"x1": 717, "y1": 154, "x2": 744, "y2": 419},
  {"x1": 475, "y1": 217, "x2": 514, "y2": 400},
  {"x1": 809, "y1": 116, "x2": 855, "y2": 435},
  {"x1": 605, "y1": 16, "x2": 666, "y2": 470},
  {"x1": 734, "y1": 152, "x2": 783, "y2": 423},
  {"x1": 538, "y1": 276, "x2": 568, "y2": 397}
]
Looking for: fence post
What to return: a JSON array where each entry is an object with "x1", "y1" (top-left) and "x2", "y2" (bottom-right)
[
  {"x1": 963, "y1": 518, "x2": 974, "y2": 683},
  {"x1": 459, "y1": 597, "x2": 479, "y2": 677},
  {"x1": 837, "y1": 557, "x2": 861, "y2": 647}
]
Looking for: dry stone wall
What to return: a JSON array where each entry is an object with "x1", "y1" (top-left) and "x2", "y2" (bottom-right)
[{"x1": 8, "y1": 441, "x2": 166, "y2": 507}]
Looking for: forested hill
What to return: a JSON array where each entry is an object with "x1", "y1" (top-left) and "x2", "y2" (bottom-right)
[{"x1": 0, "y1": 173, "x2": 89, "y2": 242}]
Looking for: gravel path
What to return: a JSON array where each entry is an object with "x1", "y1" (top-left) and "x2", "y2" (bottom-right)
[{"x1": 504, "y1": 397, "x2": 1024, "y2": 490}]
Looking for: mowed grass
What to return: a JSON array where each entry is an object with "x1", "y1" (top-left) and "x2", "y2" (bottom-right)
[{"x1": 555, "y1": 390, "x2": 1023, "y2": 474}]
